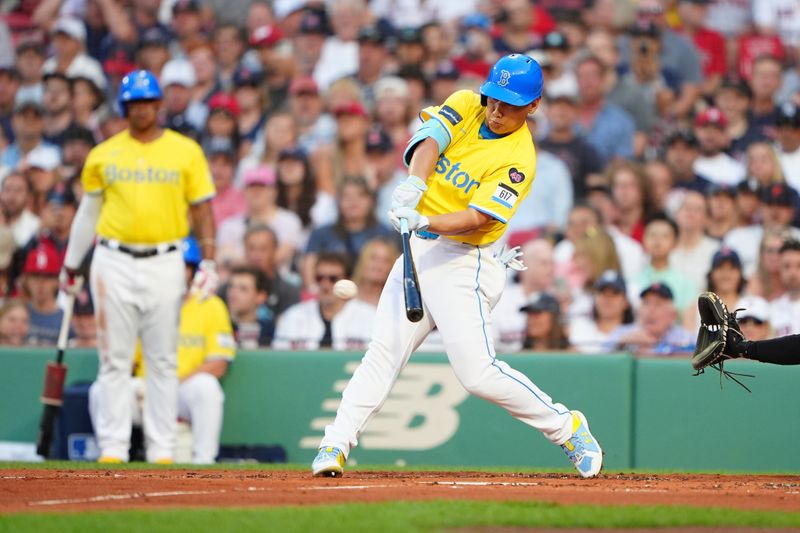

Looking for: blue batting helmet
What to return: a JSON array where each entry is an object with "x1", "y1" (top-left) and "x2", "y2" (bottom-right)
[
  {"x1": 479, "y1": 54, "x2": 543, "y2": 107},
  {"x1": 182, "y1": 236, "x2": 202, "y2": 266},
  {"x1": 117, "y1": 70, "x2": 162, "y2": 117}
]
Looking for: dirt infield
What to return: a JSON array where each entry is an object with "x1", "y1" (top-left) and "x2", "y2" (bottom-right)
[{"x1": 1, "y1": 470, "x2": 799, "y2": 514}]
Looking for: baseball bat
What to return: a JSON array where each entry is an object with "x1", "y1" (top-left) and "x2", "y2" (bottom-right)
[
  {"x1": 400, "y1": 218, "x2": 424, "y2": 322},
  {"x1": 36, "y1": 292, "x2": 77, "y2": 458}
]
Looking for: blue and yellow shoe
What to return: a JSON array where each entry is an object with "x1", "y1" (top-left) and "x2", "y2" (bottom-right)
[
  {"x1": 311, "y1": 446, "x2": 346, "y2": 477},
  {"x1": 560, "y1": 410, "x2": 603, "y2": 478}
]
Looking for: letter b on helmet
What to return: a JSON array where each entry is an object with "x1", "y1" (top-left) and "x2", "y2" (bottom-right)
[
  {"x1": 479, "y1": 54, "x2": 543, "y2": 106},
  {"x1": 117, "y1": 70, "x2": 163, "y2": 117}
]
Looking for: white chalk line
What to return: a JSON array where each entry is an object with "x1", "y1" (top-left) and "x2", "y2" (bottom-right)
[
  {"x1": 420, "y1": 481, "x2": 542, "y2": 487},
  {"x1": 29, "y1": 489, "x2": 225, "y2": 506},
  {"x1": 307, "y1": 484, "x2": 393, "y2": 490}
]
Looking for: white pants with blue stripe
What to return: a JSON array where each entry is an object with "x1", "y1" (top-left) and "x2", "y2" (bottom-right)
[{"x1": 321, "y1": 235, "x2": 573, "y2": 456}]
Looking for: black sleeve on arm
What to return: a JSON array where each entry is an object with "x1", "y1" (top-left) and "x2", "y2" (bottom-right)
[{"x1": 748, "y1": 335, "x2": 800, "y2": 365}]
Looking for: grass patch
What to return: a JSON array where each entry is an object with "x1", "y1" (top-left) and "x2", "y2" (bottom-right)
[{"x1": 2, "y1": 500, "x2": 799, "y2": 533}]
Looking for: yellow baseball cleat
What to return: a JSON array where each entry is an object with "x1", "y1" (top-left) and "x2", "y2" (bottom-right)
[
  {"x1": 153, "y1": 458, "x2": 174, "y2": 465},
  {"x1": 97, "y1": 456, "x2": 123, "y2": 464},
  {"x1": 311, "y1": 446, "x2": 345, "y2": 477}
]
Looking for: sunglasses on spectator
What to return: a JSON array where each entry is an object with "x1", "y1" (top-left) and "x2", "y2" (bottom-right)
[
  {"x1": 739, "y1": 317, "x2": 765, "y2": 325},
  {"x1": 316, "y1": 274, "x2": 343, "y2": 283}
]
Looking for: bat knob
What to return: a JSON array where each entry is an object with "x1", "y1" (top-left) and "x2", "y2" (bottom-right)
[{"x1": 407, "y1": 309, "x2": 424, "y2": 322}]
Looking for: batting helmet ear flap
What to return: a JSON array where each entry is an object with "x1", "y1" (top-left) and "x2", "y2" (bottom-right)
[{"x1": 481, "y1": 94, "x2": 487, "y2": 106}]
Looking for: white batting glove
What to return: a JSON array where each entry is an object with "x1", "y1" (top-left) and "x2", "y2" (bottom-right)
[
  {"x1": 58, "y1": 267, "x2": 84, "y2": 297},
  {"x1": 391, "y1": 175, "x2": 428, "y2": 209},
  {"x1": 496, "y1": 245, "x2": 527, "y2": 272},
  {"x1": 388, "y1": 207, "x2": 430, "y2": 233},
  {"x1": 190, "y1": 259, "x2": 219, "y2": 301}
]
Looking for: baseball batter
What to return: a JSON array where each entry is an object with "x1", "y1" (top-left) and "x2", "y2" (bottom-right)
[
  {"x1": 61, "y1": 70, "x2": 218, "y2": 463},
  {"x1": 312, "y1": 54, "x2": 603, "y2": 478}
]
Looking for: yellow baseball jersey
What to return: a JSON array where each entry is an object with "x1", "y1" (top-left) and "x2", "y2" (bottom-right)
[
  {"x1": 135, "y1": 294, "x2": 236, "y2": 379},
  {"x1": 82, "y1": 129, "x2": 215, "y2": 245},
  {"x1": 416, "y1": 90, "x2": 537, "y2": 246}
]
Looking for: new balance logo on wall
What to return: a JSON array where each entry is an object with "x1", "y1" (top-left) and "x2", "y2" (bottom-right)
[{"x1": 299, "y1": 362, "x2": 469, "y2": 450}]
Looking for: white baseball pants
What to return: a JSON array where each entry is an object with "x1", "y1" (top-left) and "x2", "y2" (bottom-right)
[
  {"x1": 90, "y1": 244, "x2": 185, "y2": 462},
  {"x1": 89, "y1": 373, "x2": 224, "y2": 464},
  {"x1": 320, "y1": 235, "x2": 573, "y2": 457}
]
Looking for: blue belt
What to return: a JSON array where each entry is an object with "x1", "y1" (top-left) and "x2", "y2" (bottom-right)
[{"x1": 416, "y1": 230, "x2": 440, "y2": 240}]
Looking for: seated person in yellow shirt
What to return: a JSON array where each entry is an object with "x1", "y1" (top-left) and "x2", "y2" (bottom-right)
[{"x1": 89, "y1": 237, "x2": 235, "y2": 463}]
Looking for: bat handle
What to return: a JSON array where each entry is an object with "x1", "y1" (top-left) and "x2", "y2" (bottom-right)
[
  {"x1": 57, "y1": 293, "x2": 77, "y2": 353},
  {"x1": 400, "y1": 217, "x2": 410, "y2": 236}
]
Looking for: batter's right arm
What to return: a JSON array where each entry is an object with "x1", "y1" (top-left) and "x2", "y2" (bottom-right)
[{"x1": 63, "y1": 194, "x2": 102, "y2": 270}]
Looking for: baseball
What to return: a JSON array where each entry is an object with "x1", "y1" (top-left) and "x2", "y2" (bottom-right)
[{"x1": 333, "y1": 279, "x2": 358, "y2": 300}]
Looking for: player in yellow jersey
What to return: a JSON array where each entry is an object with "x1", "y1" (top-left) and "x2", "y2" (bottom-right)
[
  {"x1": 313, "y1": 54, "x2": 603, "y2": 478},
  {"x1": 60, "y1": 70, "x2": 218, "y2": 463},
  {"x1": 88, "y1": 238, "x2": 235, "y2": 464}
]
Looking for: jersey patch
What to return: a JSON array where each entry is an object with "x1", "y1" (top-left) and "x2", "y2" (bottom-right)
[
  {"x1": 508, "y1": 167, "x2": 525, "y2": 183},
  {"x1": 491, "y1": 183, "x2": 519, "y2": 209},
  {"x1": 438, "y1": 105, "x2": 463, "y2": 126}
]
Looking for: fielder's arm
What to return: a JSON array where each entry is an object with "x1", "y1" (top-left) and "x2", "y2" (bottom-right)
[{"x1": 190, "y1": 200, "x2": 216, "y2": 260}]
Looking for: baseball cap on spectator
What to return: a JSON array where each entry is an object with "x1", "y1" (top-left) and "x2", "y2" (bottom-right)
[
  {"x1": 103, "y1": 45, "x2": 137, "y2": 77},
  {"x1": 69, "y1": 61, "x2": 108, "y2": 93},
  {"x1": 695, "y1": 107, "x2": 728, "y2": 129},
  {"x1": 243, "y1": 165, "x2": 277, "y2": 187},
  {"x1": 665, "y1": 129, "x2": 699, "y2": 149},
  {"x1": 374, "y1": 76, "x2": 409, "y2": 100},
  {"x1": 274, "y1": 0, "x2": 306, "y2": 18},
  {"x1": 777, "y1": 102, "x2": 800, "y2": 128},
  {"x1": 52, "y1": 17, "x2": 86, "y2": 42},
  {"x1": 0, "y1": 227, "x2": 14, "y2": 271},
  {"x1": 172, "y1": 0, "x2": 200, "y2": 14},
  {"x1": 332, "y1": 101, "x2": 368, "y2": 118},
  {"x1": 358, "y1": 25, "x2": 387, "y2": 45},
  {"x1": 13, "y1": 92, "x2": 44, "y2": 115},
  {"x1": 711, "y1": 247, "x2": 741, "y2": 269},
  {"x1": 249, "y1": 25, "x2": 283, "y2": 47},
  {"x1": 543, "y1": 31, "x2": 569, "y2": 50},
  {"x1": 434, "y1": 60, "x2": 460, "y2": 80},
  {"x1": 140, "y1": 26, "x2": 171, "y2": 48},
  {"x1": 160, "y1": 59, "x2": 196, "y2": 87},
  {"x1": 208, "y1": 92, "x2": 240, "y2": 118},
  {"x1": 366, "y1": 127, "x2": 393, "y2": 153},
  {"x1": 289, "y1": 75, "x2": 319, "y2": 96},
  {"x1": 23, "y1": 245, "x2": 60, "y2": 276},
  {"x1": 595, "y1": 270, "x2": 626, "y2": 293},
  {"x1": 759, "y1": 183, "x2": 794, "y2": 206},
  {"x1": 640, "y1": 282, "x2": 674, "y2": 300},
  {"x1": 27, "y1": 147, "x2": 60, "y2": 171},
  {"x1": 396, "y1": 27, "x2": 422, "y2": 44},
  {"x1": 204, "y1": 136, "x2": 236, "y2": 159},
  {"x1": 233, "y1": 66, "x2": 264, "y2": 88},
  {"x1": 299, "y1": 9, "x2": 330, "y2": 35},
  {"x1": 707, "y1": 183, "x2": 737, "y2": 198},
  {"x1": 461, "y1": 13, "x2": 491, "y2": 31},
  {"x1": 519, "y1": 292, "x2": 561, "y2": 314},
  {"x1": 736, "y1": 295, "x2": 770, "y2": 324},
  {"x1": 46, "y1": 183, "x2": 77, "y2": 207},
  {"x1": 278, "y1": 146, "x2": 308, "y2": 161}
]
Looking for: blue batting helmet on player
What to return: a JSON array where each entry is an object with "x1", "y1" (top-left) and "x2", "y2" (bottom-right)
[
  {"x1": 182, "y1": 236, "x2": 202, "y2": 266},
  {"x1": 117, "y1": 70, "x2": 162, "y2": 117},
  {"x1": 479, "y1": 54, "x2": 543, "y2": 107}
]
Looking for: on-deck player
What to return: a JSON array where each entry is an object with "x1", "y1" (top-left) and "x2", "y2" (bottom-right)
[
  {"x1": 312, "y1": 54, "x2": 603, "y2": 478},
  {"x1": 60, "y1": 70, "x2": 218, "y2": 463}
]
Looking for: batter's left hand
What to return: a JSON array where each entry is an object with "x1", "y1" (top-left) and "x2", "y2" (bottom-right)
[
  {"x1": 388, "y1": 207, "x2": 430, "y2": 233},
  {"x1": 496, "y1": 245, "x2": 527, "y2": 272},
  {"x1": 191, "y1": 259, "x2": 219, "y2": 301}
]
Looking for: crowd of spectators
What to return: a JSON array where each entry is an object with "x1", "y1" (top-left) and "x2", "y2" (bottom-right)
[{"x1": 2, "y1": 0, "x2": 800, "y2": 357}]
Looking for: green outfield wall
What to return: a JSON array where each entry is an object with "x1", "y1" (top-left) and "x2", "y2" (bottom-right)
[{"x1": 1, "y1": 349, "x2": 798, "y2": 471}]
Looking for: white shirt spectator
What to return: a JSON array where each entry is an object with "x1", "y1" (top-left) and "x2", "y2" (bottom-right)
[
  {"x1": 769, "y1": 293, "x2": 800, "y2": 335},
  {"x1": 693, "y1": 153, "x2": 745, "y2": 186},
  {"x1": 779, "y1": 145, "x2": 800, "y2": 190},
  {"x1": 754, "y1": 0, "x2": 800, "y2": 46},
  {"x1": 313, "y1": 38, "x2": 359, "y2": 91},
  {"x1": 9, "y1": 210, "x2": 40, "y2": 247},
  {"x1": 669, "y1": 236, "x2": 721, "y2": 292},
  {"x1": 568, "y1": 316, "x2": 613, "y2": 354},
  {"x1": 272, "y1": 298, "x2": 376, "y2": 350}
]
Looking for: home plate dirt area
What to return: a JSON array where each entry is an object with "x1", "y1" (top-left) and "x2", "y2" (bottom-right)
[{"x1": 1, "y1": 470, "x2": 799, "y2": 514}]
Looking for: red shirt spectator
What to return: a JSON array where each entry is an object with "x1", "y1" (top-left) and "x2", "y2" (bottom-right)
[{"x1": 737, "y1": 33, "x2": 785, "y2": 81}]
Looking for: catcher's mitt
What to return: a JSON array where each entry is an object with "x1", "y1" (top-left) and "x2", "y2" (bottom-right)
[{"x1": 691, "y1": 292, "x2": 752, "y2": 391}]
